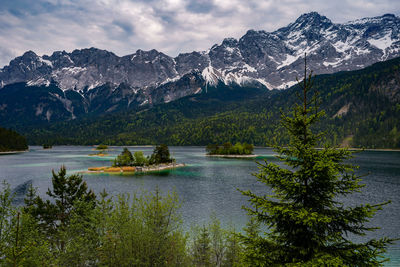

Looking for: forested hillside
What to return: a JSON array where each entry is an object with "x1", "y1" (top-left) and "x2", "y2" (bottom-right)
[
  {"x1": 0, "y1": 127, "x2": 28, "y2": 152},
  {"x1": 22, "y1": 57, "x2": 400, "y2": 148}
]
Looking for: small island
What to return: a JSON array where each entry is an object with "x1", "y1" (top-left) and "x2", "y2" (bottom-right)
[
  {"x1": 95, "y1": 144, "x2": 108, "y2": 150},
  {"x1": 43, "y1": 144, "x2": 53, "y2": 149},
  {"x1": 89, "y1": 144, "x2": 109, "y2": 156},
  {"x1": 0, "y1": 127, "x2": 28, "y2": 154},
  {"x1": 86, "y1": 144, "x2": 184, "y2": 174},
  {"x1": 206, "y1": 142, "x2": 257, "y2": 158}
]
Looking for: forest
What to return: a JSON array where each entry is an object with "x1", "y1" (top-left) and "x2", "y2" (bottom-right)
[
  {"x1": 0, "y1": 127, "x2": 28, "y2": 152},
  {"x1": 20, "y1": 57, "x2": 400, "y2": 149}
]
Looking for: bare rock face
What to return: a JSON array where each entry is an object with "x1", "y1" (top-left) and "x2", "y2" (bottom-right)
[{"x1": 1, "y1": 12, "x2": 400, "y2": 123}]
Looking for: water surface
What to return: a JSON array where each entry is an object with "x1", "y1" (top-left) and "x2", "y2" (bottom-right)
[{"x1": 0, "y1": 146, "x2": 399, "y2": 265}]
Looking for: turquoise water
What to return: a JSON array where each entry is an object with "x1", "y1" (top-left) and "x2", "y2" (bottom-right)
[{"x1": 0, "y1": 146, "x2": 399, "y2": 265}]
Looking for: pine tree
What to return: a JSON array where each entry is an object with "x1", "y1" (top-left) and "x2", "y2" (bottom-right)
[
  {"x1": 24, "y1": 166, "x2": 96, "y2": 251},
  {"x1": 241, "y1": 56, "x2": 395, "y2": 266},
  {"x1": 192, "y1": 225, "x2": 212, "y2": 266}
]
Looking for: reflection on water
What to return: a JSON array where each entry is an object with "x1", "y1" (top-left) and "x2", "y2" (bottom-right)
[{"x1": 0, "y1": 146, "x2": 399, "y2": 265}]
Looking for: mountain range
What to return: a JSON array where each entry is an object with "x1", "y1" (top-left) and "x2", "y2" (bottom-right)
[
  {"x1": 23, "y1": 56, "x2": 400, "y2": 148},
  {"x1": 1, "y1": 12, "x2": 400, "y2": 126}
]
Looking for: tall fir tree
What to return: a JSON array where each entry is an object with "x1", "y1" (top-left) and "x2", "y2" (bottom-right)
[
  {"x1": 241, "y1": 56, "x2": 395, "y2": 266},
  {"x1": 24, "y1": 166, "x2": 96, "y2": 252}
]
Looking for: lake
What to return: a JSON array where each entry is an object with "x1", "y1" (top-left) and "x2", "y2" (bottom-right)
[{"x1": 0, "y1": 146, "x2": 399, "y2": 265}]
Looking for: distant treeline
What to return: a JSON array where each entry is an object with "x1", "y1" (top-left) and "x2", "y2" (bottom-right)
[{"x1": 0, "y1": 127, "x2": 28, "y2": 152}]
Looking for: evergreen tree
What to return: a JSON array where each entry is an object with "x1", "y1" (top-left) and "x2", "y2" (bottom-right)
[
  {"x1": 241, "y1": 57, "x2": 395, "y2": 266},
  {"x1": 0, "y1": 181, "x2": 15, "y2": 262},
  {"x1": 113, "y1": 147, "x2": 134, "y2": 166},
  {"x1": 24, "y1": 166, "x2": 96, "y2": 251},
  {"x1": 149, "y1": 144, "x2": 174, "y2": 164},
  {"x1": 192, "y1": 225, "x2": 212, "y2": 267}
]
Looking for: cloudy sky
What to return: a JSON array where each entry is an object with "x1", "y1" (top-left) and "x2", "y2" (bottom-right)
[{"x1": 1, "y1": 0, "x2": 399, "y2": 67}]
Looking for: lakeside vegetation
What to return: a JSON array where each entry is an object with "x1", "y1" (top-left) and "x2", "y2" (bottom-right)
[
  {"x1": 206, "y1": 142, "x2": 254, "y2": 155},
  {"x1": 0, "y1": 169, "x2": 242, "y2": 266},
  {"x1": 0, "y1": 127, "x2": 28, "y2": 152}
]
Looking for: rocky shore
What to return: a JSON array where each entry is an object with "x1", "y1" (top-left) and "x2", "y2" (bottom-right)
[{"x1": 83, "y1": 163, "x2": 185, "y2": 174}]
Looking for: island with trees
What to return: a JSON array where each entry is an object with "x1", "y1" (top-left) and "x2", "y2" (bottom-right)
[
  {"x1": 87, "y1": 144, "x2": 184, "y2": 174},
  {"x1": 0, "y1": 127, "x2": 28, "y2": 153},
  {"x1": 206, "y1": 142, "x2": 256, "y2": 158},
  {"x1": 89, "y1": 144, "x2": 109, "y2": 156}
]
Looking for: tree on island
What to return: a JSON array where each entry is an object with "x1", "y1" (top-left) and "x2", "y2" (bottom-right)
[
  {"x1": 149, "y1": 144, "x2": 174, "y2": 165},
  {"x1": 113, "y1": 145, "x2": 175, "y2": 167},
  {"x1": 113, "y1": 148, "x2": 134, "y2": 166},
  {"x1": 240, "y1": 58, "x2": 395, "y2": 265},
  {"x1": 133, "y1": 151, "x2": 147, "y2": 166}
]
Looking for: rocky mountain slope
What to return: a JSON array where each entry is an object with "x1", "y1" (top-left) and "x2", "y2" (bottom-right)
[
  {"x1": 1, "y1": 12, "x2": 399, "y2": 124},
  {"x1": 23, "y1": 56, "x2": 400, "y2": 148}
]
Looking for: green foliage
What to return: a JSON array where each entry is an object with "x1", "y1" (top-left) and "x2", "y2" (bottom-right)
[
  {"x1": 190, "y1": 216, "x2": 244, "y2": 267},
  {"x1": 0, "y1": 181, "x2": 14, "y2": 260},
  {"x1": 240, "y1": 59, "x2": 395, "y2": 265},
  {"x1": 191, "y1": 225, "x2": 212, "y2": 266},
  {"x1": 0, "y1": 169, "x2": 244, "y2": 266},
  {"x1": 206, "y1": 142, "x2": 254, "y2": 155},
  {"x1": 0, "y1": 127, "x2": 28, "y2": 152},
  {"x1": 0, "y1": 182, "x2": 52, "y2": 266},
  {"x1": 113, "y1": 146, "x2": 176, "y2": 167},
  {"x1": 96, "y1": 144, "x2": 108, "y2": 150},
  {"x1": 97, "y1": 188, "x2": 189, "y2": 266},
  {"x1": 149, "y1": 144, "x2": 174, "y2": 165},
  {"x1": 24, "y1": 166, "x2": 96, "y2": 252},
  {"x1": 133, "y1": 151, "x2": 148, "y2": 166},
  {"x1": 113, "y1": 147, "x2": 134, "y2": 166}
]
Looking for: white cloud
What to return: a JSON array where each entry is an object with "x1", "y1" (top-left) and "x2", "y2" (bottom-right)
[{"x1": 0, "y1": 0, "x2": 399, "y2": 67}]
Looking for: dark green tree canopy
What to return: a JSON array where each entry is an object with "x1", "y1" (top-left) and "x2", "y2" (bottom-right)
[
  {"x1": 149, "y1": 144, "x2": 174, "y2": 164},
  {"x1": 241, "y1": 57, "x2": 395, "y2": 266},
  {"x1": 206, "y1": 142, "x2": 254, "y2": 155},
  {"x1": 0, "y1": 127, "x2": 28, "y2": 152},
  {"x1": 113, "y1": 147, "x2": 135, "y2": 166},
  {"x1": 24, "y1": 166, "x2": 96, "y2": 244}
]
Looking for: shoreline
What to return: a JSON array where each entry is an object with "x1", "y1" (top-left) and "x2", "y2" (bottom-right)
[
  {"x1": 81, "y1": 163, "x2": 186, "y2": 175},
  {"x1": 0, "y1": 150, "x2": 29, "y2": 155},
  {"x1": 25, "y1": 145, "x2": 400, "y2": 151},
  {"x1": 26, "y1": 145, "x2": 400, "y2": 151}
]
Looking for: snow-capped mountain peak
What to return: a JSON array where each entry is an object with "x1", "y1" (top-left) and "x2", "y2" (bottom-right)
[{"x1": 1, "y1": 12, "x2": 400, "y2": 104}]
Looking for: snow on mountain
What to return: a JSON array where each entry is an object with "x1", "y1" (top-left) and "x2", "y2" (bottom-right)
[{"x1": 0, "y1": 12, "x2": 399, "y2": 114}]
